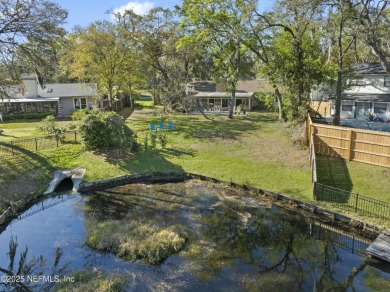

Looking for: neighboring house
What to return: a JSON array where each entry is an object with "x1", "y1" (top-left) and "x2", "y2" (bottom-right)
[
  {"x1": 0, "y1": 74, "x2": 97, "y2": 117},
  {"x1": 311, "y1": 63, "x2": 390, "y2": 121},
  {"x1": 187, "y1": 79, "x2": 268, "y2": 112}
]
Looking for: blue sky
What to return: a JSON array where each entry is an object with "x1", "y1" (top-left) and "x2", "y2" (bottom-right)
[
  {"x1": 53, "y1": 0, "x2": 181, "y2": 31},
  {"x1": 53, "y1": 0, "x2": 274, "y2": 31}
]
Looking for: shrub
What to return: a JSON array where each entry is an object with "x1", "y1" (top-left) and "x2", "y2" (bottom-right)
[
  {"x1": 71, "y1": 108, "x2": 101, "y2": 121},
  {"x1": 79, "y1": 111, "x2": 136, "y2": 151},
  {"x1": 3, "y1": 111, "x2": 54, "y2": 121},
  {"x1": 36, "y1": 115, "x2": 66, "y2": 141}
]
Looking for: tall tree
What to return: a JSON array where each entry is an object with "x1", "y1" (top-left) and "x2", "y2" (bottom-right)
[
  {"x1": 179, "y1": 0, "x2": 254, "y2": 119},
  {"x1": 0, "y1": 0, "x2": 67, "y2": 97},
  {"x1": 250, "y1": 0, "x2": 330, "y2": 121},
  {"x1": 115, "y1": 8, "x2": 179, "y2": 106},
  {"x1": 61, "y1": 21, "x2": 138, "y2": 107},
  {"x1": 321, "y1": 0, "x2": 358, "y2": 125},
  {"x1": 356, "y1": 0, "x2": 390, "y2": 73}
]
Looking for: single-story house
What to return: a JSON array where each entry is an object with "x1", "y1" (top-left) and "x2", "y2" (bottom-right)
[
  {"x1": 0, "y1": 74, "x2": 97, "y2": 117},
  {"x1": 194, "y1": 91, "x2": 255, "y2": 112},
  {"x1": 187, "y1": 79, "x2": 270, "y2": 113}
]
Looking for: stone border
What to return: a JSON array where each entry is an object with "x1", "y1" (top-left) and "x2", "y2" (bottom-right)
[{"x1": 77, "y1": 171, "x2": 390, "y2": 237}]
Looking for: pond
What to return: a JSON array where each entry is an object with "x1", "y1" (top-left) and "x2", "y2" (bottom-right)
[{"x1": 0, "y1": 181, "x2": 389, "y2": 291}]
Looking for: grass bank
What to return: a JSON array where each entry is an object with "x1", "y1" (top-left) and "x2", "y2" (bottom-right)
[{"x1": 0, "y1": 104, "x2": 389, "y2": 224}]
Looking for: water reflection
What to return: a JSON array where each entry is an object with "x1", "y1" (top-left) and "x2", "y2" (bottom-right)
[
  {"x1": 0, "y1": 236, "x2": 68, "y2": 291},
  {"x1": 0, "y1": 182, "x2": 389, "y2": 291}
]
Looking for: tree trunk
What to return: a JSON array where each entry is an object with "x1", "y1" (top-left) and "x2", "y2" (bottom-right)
[
  {"x1": 333, "y1": 70, "x2": 343, "y2": 126},
  {"x1": 229, "y1": 88, "x2": 236, "y2": 119},
  {"x1": 275, "y1": 88, "x2": 284, "y2": 120}
]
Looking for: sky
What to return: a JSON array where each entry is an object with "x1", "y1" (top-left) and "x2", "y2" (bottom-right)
[
  {"x1": 53, "y1": 0, "x2": 182, "y2": 31},
  {"x1": 53, "y1": 0, "x2": 275, "y2": 32}
]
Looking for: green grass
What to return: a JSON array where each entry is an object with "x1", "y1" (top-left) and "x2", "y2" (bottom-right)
[
  {"x1": 0, "y1": 119, "x2": 78, "y2": 142},
  {"x1": 316, "y1": 155, "x2": 390, "y2": 201},
  {"x1": 0, "y1": 106, "x2": 389, "y2": 227}
]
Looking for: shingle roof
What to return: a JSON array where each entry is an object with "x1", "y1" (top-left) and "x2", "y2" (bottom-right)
[
  {"x1": 39, "y1": 83, "x2": 97, "y2": 97},
  {"x1": 351, "y1": 63, "x2": 387, "y2": 75}
]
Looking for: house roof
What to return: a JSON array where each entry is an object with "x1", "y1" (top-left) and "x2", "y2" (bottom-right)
[
  {"x1": 4, "y1": 97, "x2": 60, "y2": 103},
  {"x1": 329, "y1": 93, "x2": 390, "y2": 102},
  {"x1": 351, "y1": 63, "x2": 387, "y2": 75},
  {"x1": 187, "y1": 81, "x2": 216, "y2": 93},
  {"x1": 236, "y1": 79, "x2": 274, "y2": 93},
  {"x1": 39, "y1": 83, "x2": 96, "y2": 98},
  {"x1": 194, "y1": 92, "x2": 254, "y2": 98}
]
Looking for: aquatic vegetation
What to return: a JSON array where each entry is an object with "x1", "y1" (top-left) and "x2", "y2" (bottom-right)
[
  {"x1": 55, "y1": 269, "x2": 125, "y2": 292},
  {"x1": 87, "y1": 219, "x2": 188, "y2": 264}
]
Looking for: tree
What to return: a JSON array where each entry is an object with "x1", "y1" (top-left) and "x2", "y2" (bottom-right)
[
  {"x1": 356, "y1": 0, "x2": 390, "y2": 73},
  {"x1": 250, "y1": 0, "x2": 331, "y2": 121},
  {"x1": 116, "y1": 8, "x2": 179, "y2": 106},
  {"x1": 61, "y1": 21, "x2": 138, "y2": 108},
  {"x1": 179, "y1": 0, "x2": 254, "y2": 119},
  {"x1": 322, "y1": 0, "x2": 359, "y2": 125},
  {"x1": 0, "y1": 0, "x2": 67, "y2": 97}
]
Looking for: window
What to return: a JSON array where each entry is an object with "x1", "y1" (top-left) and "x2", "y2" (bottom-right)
[
  {"x1": 349, "y1": 78, "x2": 365, "y2": 86},
  {"x1": 385, "y1": 76, "x2": 390, "y2": 87},
  {"x1": 374, "y1": 103, "x2": 387, "y2": 114},
  {"x1": 342, "y1": 104, "x2": 353, "y2": 111},
  {"x1": 222, "y1": 99, "x2": 228, "y2": 107},
  {"x1": 74, "y1": 98, "x2": 87, "y2": 110}
]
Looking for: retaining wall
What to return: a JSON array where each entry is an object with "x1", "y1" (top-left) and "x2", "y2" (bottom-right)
[{"x1": 78, "y1": 171, "x2": 390, "y2": 237}]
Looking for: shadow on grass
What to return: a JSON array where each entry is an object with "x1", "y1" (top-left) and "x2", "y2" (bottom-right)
[
  {"x1": 315, "y1": 155, "x2": 353, "y2": 203},
  {"x1": 177, "y1": 112, "x2": 276, "y2": 142},
  {"x1": 104, "y1": 147, "x2": 187, "y2": 175},
  {"x1": 0, "y1": 143, "x2": 55, "y2": 212}
]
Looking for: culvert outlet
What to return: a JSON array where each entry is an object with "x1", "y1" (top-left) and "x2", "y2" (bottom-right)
[{"x1": 44, "y1": 168, "x2": 86, "y2": 194}]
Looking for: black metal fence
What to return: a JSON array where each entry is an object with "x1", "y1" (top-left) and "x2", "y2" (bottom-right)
[
  {"x1": 314, "y1": 182, "x2": 390, "y2": 221},
  {"x1": 309, "y1": 219, "x2": 371, "y2": 256},
  {"x1": 0, "y1": 131, "x2": 79, "y2": 158}
]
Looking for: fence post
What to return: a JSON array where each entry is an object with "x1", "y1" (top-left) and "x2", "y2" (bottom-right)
[
  {"x1": 355, "y1": 193, "x2": 359, "y2": 213},
  {"x1": 347, "y1": 129, "x2": 354, "y2": 161},
  {"x1": 74, "y1": 132, "x2": 77, "y2": 142},
  {"x1": 56, "y1": 137, "x2": 59, "y2": 147},
  {"x1": 35, "y1": 138, "x2": 38, "y2": 151}
]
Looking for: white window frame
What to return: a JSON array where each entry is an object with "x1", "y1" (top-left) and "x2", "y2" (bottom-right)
[{"x1": 74, "y1": 97, "x2": 87, "y2": 110}]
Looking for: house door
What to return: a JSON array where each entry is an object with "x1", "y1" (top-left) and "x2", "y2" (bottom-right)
[{"x1": 355, "y1": 102, "x2": 371, "y2": 119}]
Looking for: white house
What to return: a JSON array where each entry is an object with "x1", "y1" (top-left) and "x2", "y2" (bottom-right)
[
  {"x1": 0, "y1": 74, "x2": 97, "y2": 117},
  {"x1": 312, "y1": 63, "x2": 390, "y2": 121}
]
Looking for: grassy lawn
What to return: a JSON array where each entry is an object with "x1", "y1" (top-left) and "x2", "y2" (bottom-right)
[
  {"x1": 316, "y1": 155, "x2": 390, "y2": 201},
  {"x1": 0, "y1": 119, "x2": 78, "y2": 142},
  {"x1": 0, "y1": 103, "x2": 389, "y2": 227}
]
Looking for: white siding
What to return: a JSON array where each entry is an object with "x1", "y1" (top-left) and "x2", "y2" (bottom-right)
[{"x1": 345, "y1": 75, "x2": 390, "y2": 94}]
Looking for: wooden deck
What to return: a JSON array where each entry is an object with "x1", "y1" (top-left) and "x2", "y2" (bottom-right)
[{"x1": 366, "y1": 234, "x2": 390, "y2": 262}]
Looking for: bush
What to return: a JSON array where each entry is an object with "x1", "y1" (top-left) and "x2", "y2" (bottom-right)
[
  {"x1": 79, "y1": 111, "x2": 136, "y2": 151},
  {"x1": 36, "y1": 115, "x2": 66, "y2": 141},
  {"x1": 3, "y1": 111, "x2": 54, "y2": 121},
  {"x1": 71, "y1": 108, "x2": 101, "y2": 121}
]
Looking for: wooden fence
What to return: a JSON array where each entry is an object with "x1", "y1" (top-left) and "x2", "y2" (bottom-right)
[
  {"x1": 307, "y1": 115, "x2": 390, "y2": 168},
  {"x1": 310, "y1": 101, "x2": 331, "y2": 117}
]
